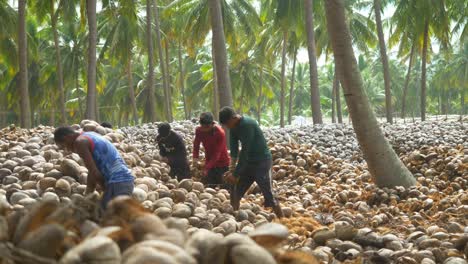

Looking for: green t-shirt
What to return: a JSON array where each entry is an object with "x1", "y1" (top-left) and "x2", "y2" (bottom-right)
[{"x1": 229, "y1": 116, "x2": 272, "y2": 166}]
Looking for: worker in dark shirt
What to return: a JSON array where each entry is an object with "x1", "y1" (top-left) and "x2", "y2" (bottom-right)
[
  {"x1": 193, "y1": 112, "x2": 230, "y2": 188},
  {"x1": 156, "y1": 123, "x2": 190, "y2": 181},
  {"x1": 219, "y1": 107, "x2": 283, "y2": 218}
]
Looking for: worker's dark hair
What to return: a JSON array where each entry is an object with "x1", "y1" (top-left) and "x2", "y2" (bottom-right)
[
  {"x1": 199, "y1": 112, "x2": 214, "y2": 125},
  {"x1": 219, "y1": 107, "x2": 236, "y2": 124},
  {"x1": 54, "y1": 126, "x2": 78, "y2": 143},
  {"x1": 158, "y1": 122, "x2": 171, "y2": 137},
  {"x1": 101, "y1": 122, "x2": 112, "y2": 128}
]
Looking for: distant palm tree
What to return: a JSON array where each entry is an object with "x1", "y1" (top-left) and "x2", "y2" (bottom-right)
[{"x1": 100, "y1": 0, "x2": 141, "y2": 124}]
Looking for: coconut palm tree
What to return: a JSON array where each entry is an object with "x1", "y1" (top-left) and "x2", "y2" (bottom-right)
[
  {"x1": 85, "y1": 0, "x2": 98, "y2": 121},
  {"x1": 324, "y1": 0, "x2": 415, "y2": 187},
  {"x1": 315, "y1": 0, "x2": 377, "y2": 123},
  {"x1": 18, "y1": 0, "x2": 31, "y2": 128},
  {"x1": 372, "y1": 0, "x2": 392, "y2": 123},
  {"x1": 146, "y1": 0, "x2": 157, "y2": 122},
  {"x1": 154, "y1": 0, "x2": 172, "y2": 121},
  {"x1": 99, "y1": 0, "x2": 142, "y2": 124},
  {"x1": 31, "y1": 0, "x2": 75, "y2": 125},
  {"x1": 393, "y1": 0, "x2": 450, "y2": 121},
  {"x1": 168, "y1": 0, "x2": 261, "y2": 111},
  {"x1": 304, "y1": 0, "x2": 323, "y2": 124}
]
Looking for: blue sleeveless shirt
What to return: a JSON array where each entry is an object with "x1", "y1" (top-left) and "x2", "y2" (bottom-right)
[{"x1": 81, "y1": 132, "x2": 134, "y2": 184}]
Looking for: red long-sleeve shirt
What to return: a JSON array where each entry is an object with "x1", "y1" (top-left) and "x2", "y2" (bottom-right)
[{"x1": 193, "y1": 125, "x2": 230, "y2": 172}]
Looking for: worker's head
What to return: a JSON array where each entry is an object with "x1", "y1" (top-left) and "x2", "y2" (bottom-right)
[
  {"x1": 219, "y1": 107, "x2": 239, "y2": 129},
  {"x1": 157, "y1": 123, "x2": 171, "y2": 137},
  {"x1": 199, "y1": 112, "x2": 215, "y2": 132},
  {"x1": 101, "y1": 122, "x2": 112, "y2": 129},
  {"x1": 54, "y1": 126, "x2": 80, "y2": 151}
]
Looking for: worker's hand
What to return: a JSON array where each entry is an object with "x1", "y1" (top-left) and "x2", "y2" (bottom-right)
[
  {"x1": 192, "y1": 158, "x2": 199, "y2": 167},
  {"x1": 229, "y1": 158, "x2": 237, "y2": 173},
  {"x1": 85, "y1": 186, "x2": 96, "y2": 196},
  {"x1": 223, "y1": 171, "x2": 238, "y2": 184}
]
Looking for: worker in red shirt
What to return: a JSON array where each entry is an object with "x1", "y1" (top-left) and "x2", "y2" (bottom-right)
[{"x1": 192, "y1": 112, "x2": 230, "y2": 188}]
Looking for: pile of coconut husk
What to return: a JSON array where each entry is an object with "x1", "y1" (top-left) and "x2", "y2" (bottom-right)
[{"x1": 0, "y1": 119, "x2": 467, "y2": 264}]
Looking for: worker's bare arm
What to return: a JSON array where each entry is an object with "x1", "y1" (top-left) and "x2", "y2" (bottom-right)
[{"x1": 74, "y1": 137, "x2": 104, "y2": 194}]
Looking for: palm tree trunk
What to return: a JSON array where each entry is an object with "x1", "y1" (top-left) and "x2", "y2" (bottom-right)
[
  {"x1": 374, "y1": 0, "x2": 393, "y2": 124},
  {"x1": 50, "y1": 109, "x2": 55, "y2": 126},
  {"x1": 461, "y1": 88, "x2": 465, "y2": 116},
  {"x1": 85, "y1": 0, "x2": 97, "y2": 121},
  {"x1": 178, "y1": 40, "x2": 188, "y2": 120},
  {"x1": 165, "y1": 39, "x2": 173, "y2": 112},
  {"x1": 421, "y1": 20, "x2": 429, "y2": 121},
  {"x1": 209, "y1": 0, "x2": 233, "y2": 108},
  {"x1": 280, "y1": 31, "x2": 288, "y2": 128},
  {"x1": 401, "y1": 43, "x2": 415, "y2": 119},
  {"x1": 18, "y1": 0, "x2": 31, "y2": 128},
  {"x1": 146, "y1": 0, "x2": 157, "y2": 122},
  {"x1": 325, "y1": 0, "x2": 415, "y2": 188},
  {"x1": 211, "y1": 40, "x2": 219, "y2": 119},
  {"x1": 257, "y1": 63, "x2": 264, "y2": 125},
  {"x1": 332, "y1": 72, "x2": 337, "y2": 123},
  {"x1": 305, "y1": 0, "x2": 323, "y2": 125},
  {"x1": 154, "y1": 0, "x2": 172, "y2": 122},
  {"x1": 127, "y1": 56, "x2": 138, "y2": 124},
  {"x1": 288, "y1": 47, "x2": 298, "y2": 125},
  {"x1": 51, "y1": 13, "x2": 66, "y2": 125},
  {"x1": 335, "y1": 62, "x2": 343, "y2": 123}
]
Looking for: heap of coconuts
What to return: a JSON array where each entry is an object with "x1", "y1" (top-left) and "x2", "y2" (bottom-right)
[{"x1": 0, "y1": 119, "x2": 467, "y2": 264}]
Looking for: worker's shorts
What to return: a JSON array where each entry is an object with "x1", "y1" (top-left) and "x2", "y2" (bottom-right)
[
  {"x1": 230, "y1": 159, "x2": 278, "y2": 209},
  {"x1": 101, "y1": 181, "x2": 134, "y2": 209}
]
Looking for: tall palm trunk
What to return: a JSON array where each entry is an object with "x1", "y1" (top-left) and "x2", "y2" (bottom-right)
[
  {"x1": 178, "y1": 40, "x2": 188, "y2": 120},
  {"x1": 154, "y1": 0, "x2": 172, "y2": 122},
  {"x1": 51, "y1": 13, "x2": 66, "y2": 125},
  {"x1": 146, "y1": 0, "x2": 157, "y2": 122},
  {"x1": 325, "y1": 0, "x2": 415, "y2": 188},
  {"x1": 85, "y1": 0, "x2": 97, "y2": 121},
  {"x1": 374, "y1": 0, "x2": 393, "y2": 123},
  {"x1": 335, "y1": 62, "x2": 343, "y2": 123},
  {"x1": 75, "y1": 67, "x2": 84, "y2": 120},
  {"x1": 209, "y1": 0, "x2": 233, "y2": 108},
  {"x1": 305, "y1": 0, "x2": 323, "y2": 124},
  {"x1": 421, "y1": 20, "x2": 429, "y2": 121},
  {"x1": 127, "y1": 56, "x2": 138, "y2": 124},
  {"x1": 332, "y1": 72, "x2": 337, "y2": 123},
  {"x1": 211, "y1": 40, "x2": 219, "y2": 119},
  {"x1": 279, "y1": 31, "x2": 288, "y2": 127},
  {"x1": 18, "y1": 0, "x2": 31, "y2": 128},
  {"x1": 257, "y1": 63, "x2": 264, "y2": 124},
  {"x1": 164, "y1": 39, "x2": 173, "y2": 119},
  {"x1": 288, "y1": 47, "x2": 298, "y2": 125},
  {"x1": 401, "y1": 43, "x2": 415, "y2": 119}
]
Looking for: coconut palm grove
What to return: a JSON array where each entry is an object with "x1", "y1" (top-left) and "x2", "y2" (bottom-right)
[{"x1": 0, "y1": 0, "x2": 467, "y2": 263}]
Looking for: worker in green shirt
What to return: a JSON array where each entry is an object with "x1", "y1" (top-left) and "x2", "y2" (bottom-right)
[{"x1": 219, "y1": 107, "x2": 283, "y2": 218}]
